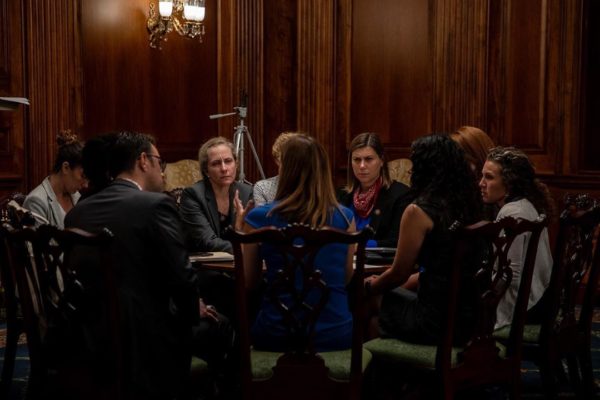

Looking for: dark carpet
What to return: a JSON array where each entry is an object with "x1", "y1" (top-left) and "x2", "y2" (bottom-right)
[
  {"x1": 0, "y1": 324, "x2": 28, "y2": 399},
  {"x1": 2, "y1": 322, "x2": 600, "y2": 399}
]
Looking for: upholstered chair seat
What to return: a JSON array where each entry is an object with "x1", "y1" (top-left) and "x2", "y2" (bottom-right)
[
  {"x1": 365, "y1": 337, "x2": 507, "y2": 370},
  {"x1": 250, "y1": 348, "x2": 373, "y2": 382}
]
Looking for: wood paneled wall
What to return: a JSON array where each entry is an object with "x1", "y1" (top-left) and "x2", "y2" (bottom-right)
[
  {"x1": 0, "y1": 0, "x2": 25, "y2": 193},
  {"x1": 1, "y1": 0, "x2": 598, "y2": 200},
  {"x1": 349, "y1": 0, "x2": 432, "y2": 161},
  {"x1": 343, "y1": 0, "x2": 600, "y2": 199},
  {"x1": 0, "y1": 0, "x2": 81, "y2": 192},
  {"x1": 580, "y1": 0, "x2": 600, "y2": 172},
  {"x1": 25, "y1": 0, "x2": 82, "y2": 188},
  {"x1": 79, "y1": 0, "x2": 219, "y2": 163}
]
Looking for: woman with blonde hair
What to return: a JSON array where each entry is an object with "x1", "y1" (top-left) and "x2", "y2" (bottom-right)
[
  {"x1": 24, "y1": 130, "x2": 87, "y2": 228},
  {"x1": 235, "y1": 134, "x2": 356, "y2": 351},
  {"x1": 180, "y1": 136, "x2": 253, "y2": 253}
]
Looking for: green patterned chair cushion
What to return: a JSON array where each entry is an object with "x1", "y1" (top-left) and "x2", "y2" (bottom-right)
[
  {"x1": 493, "y1": 324, "x2": 541, "y2": 344},
  {"x1": 364, "y1": 338, "x2": 507, "y2": 369},
  {"x1": 250, "y1": 348, "x2": 373, "y2": 382},
  {"x1": 190, "y1": 355, "x2": 210, "y2": 378}
]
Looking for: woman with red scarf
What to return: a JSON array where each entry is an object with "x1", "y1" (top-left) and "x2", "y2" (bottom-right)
[{"x1": 338, "y1": 132, "x2": 411, "y2": 248}]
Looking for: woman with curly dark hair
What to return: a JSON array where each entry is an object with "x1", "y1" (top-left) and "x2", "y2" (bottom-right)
[
  {"x1": 364, "y1": 134, "x2": 484, "y2": 344},
  {"x1": 480, "y1": 146, "x2": 553, "y2": 328}
]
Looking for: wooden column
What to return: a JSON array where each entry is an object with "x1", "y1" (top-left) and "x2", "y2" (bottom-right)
[
  {"x1": 24, "y1": 0, "x2": 82, "y2": 188},
  {"x1": 334, "y1": 0, "x2": 352, "y2": 182},
  {"x1": 222, "y1": 0, "x2": 264, "y2": 182},
  {"x1": 297, "y1": 0, "x2": 336, "y2": 153},
  {"x1": 431, "y1": 0, "x2": 489, "y2": 131}
]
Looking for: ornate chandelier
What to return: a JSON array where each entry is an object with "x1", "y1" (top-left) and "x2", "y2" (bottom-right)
[{"x1": 147, "y1": 0, "x2": 206, "y2": 49}]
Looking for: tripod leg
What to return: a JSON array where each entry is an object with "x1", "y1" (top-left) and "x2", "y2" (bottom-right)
[
  {"x1": 233, "y1": 131, "x2": 242, "y2": 154},
  {"x1": 233, "y1": 128, "x2": 245, "y2": 182},
  {"x1": 244, "y1": 128, "x2": 266, "y2": 180}
]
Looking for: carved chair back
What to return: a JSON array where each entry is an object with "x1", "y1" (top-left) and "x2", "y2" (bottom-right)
[
  {"x1": 2, "y1": 223, "x2": 117, "y2": 398},
  {"x1": 438, "y1": 215, "x2": 546, "y2": 396},
  {"x1": 227, "y1": 223, "x2": 371, "y2": 400},
  {"x1": 537, "y1": 194, "x2": 600, "y2": 396}
]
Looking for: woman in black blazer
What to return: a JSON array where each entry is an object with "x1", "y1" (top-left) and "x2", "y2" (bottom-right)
[
  {"x1": 338, "y1": 132, "x2": 411, "y2": 248},
  {"x1": 180, "y1": 136, "x2": 253, "y2": 253}
]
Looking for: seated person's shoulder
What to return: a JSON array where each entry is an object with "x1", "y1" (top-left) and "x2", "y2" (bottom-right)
[
  {"x1": 497, "y1": 199, "x2": 539, "y2": 222},
  {"x1": 123, "y1": 189, "x2": 176, "y2": 211},
  {"x1": 336, "y1": 186, "x2": 352, "y2": 204},
  {"x1": 337, "y1": 203, "x2": 353, "y2": 218},
  {"x1": 181, "y1": 180, "x2": 205, "y2": 197},
  {"x1": 24, "y1": 183, "x2": 46, "y2": 203},
  {"x1": 245, "y1": 206, "x2": 266, "y2": 228},
  {"x1": 404, "y1": 203, "x2": 424, "y2": 217},
  {"x1": 388, "y1": 180, "x2": 410, "y2": 196},
  {"x1": 408, "y1": 198, "x2": 439, "y2": 221},
  {"x1": 247, "y1": 202, "x2": 271, "y2": 217}
]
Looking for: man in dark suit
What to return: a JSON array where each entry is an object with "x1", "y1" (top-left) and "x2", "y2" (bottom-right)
[{"x1": 65, "y1": 132, "x2": 219, "y2": 399}]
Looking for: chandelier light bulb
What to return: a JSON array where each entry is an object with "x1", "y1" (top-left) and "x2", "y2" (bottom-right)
[
  {"x1": 148, "y1": 0, "x2": 206, "y2": 48},
  {"x1": 183, "y1": 5, "x2": 205, "y2": 22},
  {"x1": 158, "y1": 1, "x2": 173, "y2": 18}
]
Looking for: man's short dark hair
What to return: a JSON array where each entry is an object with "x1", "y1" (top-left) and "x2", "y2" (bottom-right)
[{"x1": 108, "y1": 131, "x2": 156, "y2": 178}]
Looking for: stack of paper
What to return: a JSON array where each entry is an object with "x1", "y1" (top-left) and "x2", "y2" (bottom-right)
[
  {"x1": 0, "y1": 97, "x2": 30, "y2": 111},
  {"x1": 189, "y1": 251, "x2": 234, "y2": 263}
]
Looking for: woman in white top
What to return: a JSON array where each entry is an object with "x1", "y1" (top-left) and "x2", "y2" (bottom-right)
[
  {"x1": 24, "y1": 131, "x2": 87, "y2": 228},
  {"x1": 479, "y1": 146, "x2": 554, "y2": 329}
]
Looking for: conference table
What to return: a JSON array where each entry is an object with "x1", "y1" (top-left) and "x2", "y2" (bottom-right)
[{"x1": 189, "y1": 252, "x2": 390, "y2": 274}]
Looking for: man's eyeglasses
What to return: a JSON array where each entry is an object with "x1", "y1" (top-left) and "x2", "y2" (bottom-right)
[{"x1": 146, "y1": 154, "x2": 167, "y2": 172}]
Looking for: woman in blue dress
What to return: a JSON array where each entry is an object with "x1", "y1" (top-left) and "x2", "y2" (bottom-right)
[{"x1": 234, "y1": 134, "x2": 356, "y2": 351}]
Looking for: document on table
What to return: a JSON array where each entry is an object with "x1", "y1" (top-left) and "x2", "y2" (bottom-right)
[
  {"x1": 353, "y1": 255, "x2": 391, "y2": 271},
  {"x1": 189, "y1": 251, "x2": 234, "y2": 263}
]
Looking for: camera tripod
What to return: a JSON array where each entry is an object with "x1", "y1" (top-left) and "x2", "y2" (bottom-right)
[{"x1": 209, "y1": 103, "x2": 265, "y2": 183}]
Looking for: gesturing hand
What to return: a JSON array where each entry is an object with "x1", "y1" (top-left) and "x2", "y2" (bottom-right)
[{"x1": 233, "y1": 189, "x2": 254, "y2": 230}]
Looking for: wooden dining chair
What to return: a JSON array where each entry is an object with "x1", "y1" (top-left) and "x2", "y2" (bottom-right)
[
  {"x1": 364, "y1": 215, "x2": 547, "y2": 399},
  {"x1": 0, "y1": 192, "x2": 28, "y2": 397},
  {"x1": 494, "y1": 194, "x2": 600, "y2": 398},
  {"x1": 164, "y1": 159, "x2": 202, "y2": 191},
  {"x1": 227, "y1": 224, "x2": 372, "y2": 400},
  {"x1": 387, "y1": 158, "x2": 412, "y2": 186},
  {"x1": 1, "y1": 222, "x2": 117, "y2": 399}
]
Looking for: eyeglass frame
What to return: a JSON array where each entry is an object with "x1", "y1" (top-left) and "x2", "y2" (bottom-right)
[{"x1": 145, "y1": 153, "x2": 167, "y2": 172}]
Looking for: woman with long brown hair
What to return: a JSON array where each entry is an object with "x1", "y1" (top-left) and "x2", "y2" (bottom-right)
[{"x1": 235, "y1": 134, "x2": 356, "y2": 351}]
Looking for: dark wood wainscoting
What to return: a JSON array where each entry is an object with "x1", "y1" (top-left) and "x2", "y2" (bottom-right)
[{"x1": 0, "y1": 0, "x2": 598, "y2": 198}]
